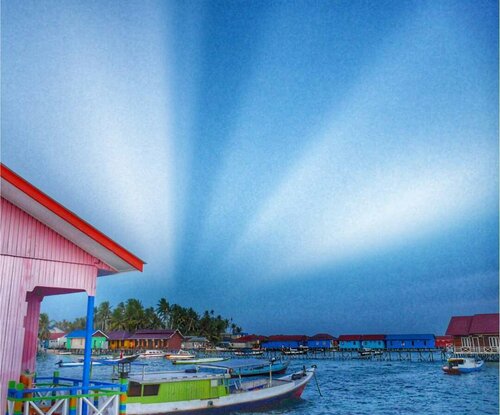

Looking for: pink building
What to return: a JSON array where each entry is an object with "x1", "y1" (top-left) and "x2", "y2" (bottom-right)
[{"x1": 0, "y1": 164, "x2": 144, "y2": 412}]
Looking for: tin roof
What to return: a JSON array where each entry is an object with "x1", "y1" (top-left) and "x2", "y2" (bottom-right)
[
  {"x1": 445, "y1": 316, "x2": 473, "y2": 336},
  {"x1": 49, "y1": 333, "x2": 66, "y2": 340},
  {"x1": 233, "y1": 335, "x2": 268, "y2": 343},
  {"x1": 106, "y1": 330, "x2": 132, "y2": 341},
  {"x1": 267, "y1": 335, "x2": 308, "y2": 342},
  {"x1": 469, "y1": 314, "x2": 499, "y2": 335},
  {"x1": 361, "y1": 334, "x2": 386, "y2": 341},
  {"x1": 0, "y1": 164, "x2": 145, "y2": 273},
  {"x1": 338, "y1": 335, "x2": 362, "y2": 341},
  {"x1": 385, "y1": 334, "x2": 434, "y2": 340},
  {"x1": 129, "y1": 329, "x2": 184, "y2": 340},
  {"x1": 66, "y1": 330, "x2": 108, "y2": 339},
  {"x1": 309, "y1": 333, "x2": 336, "y2": 340}
]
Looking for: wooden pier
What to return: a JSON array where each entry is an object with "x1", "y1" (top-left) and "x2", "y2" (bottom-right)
[{"x1": 199, "y1": 348, "x2": 450, "y2": 362}]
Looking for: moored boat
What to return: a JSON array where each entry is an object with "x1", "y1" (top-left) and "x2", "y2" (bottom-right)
[
  {"x1": 281, "y1": 348, "x2": 307, "y2": 356},
  {"x1": 166, "y1": 350, "x2": 195, "y2": 360},
  {"x1": 200, "y1": 358, "x2": 290, "y2": 378},
  {"x1": 125, "y1": 365, "x2": 316, "y2": 414},
  {"x1": 442, "y1": 357, "x2": 484, "y2": 374},
  {"x1": 171, "y1": 357, "x2": 228, "y2": 365},
  {"x1": 233, "y1": 349, "x2": 264, "y2": 356},
  {"x1": 139, "y1": 350, "x2": 167, "y2": 358}
]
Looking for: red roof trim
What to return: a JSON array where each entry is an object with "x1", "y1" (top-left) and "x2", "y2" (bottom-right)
[{"x1": 1, "y1": 164, "x2": 144, "y2": 272}]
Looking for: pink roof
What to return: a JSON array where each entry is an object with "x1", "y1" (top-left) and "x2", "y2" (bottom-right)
[
  {"x1": 1, "y1": 164, "x2": 145, "y2": 273},
  {"x1": 49, "y1": 333, "x2": 66, "y2": 340},
  {"x1": 469, "y1": 314, "x2": 499, "y2": 335}
]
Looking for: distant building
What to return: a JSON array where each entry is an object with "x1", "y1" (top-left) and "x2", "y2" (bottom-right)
[
  {"x1": 261, "y1": 335, "x2": 308, "y2": 350},
  {"x1": 230, "y1": 335, "x2": 268, "y2": 349},
  {"x1": 385, "y1": 334, "x2": 435, "y2": 349},
  {"x1": 338, "y1": 335, "x2": 362, "y2": 350},
  {"x1": 66, "y1": 330, "x2": 108, "y2": 350},
  {"x1": 307, "y1": 334, "x2": 337, "y2": 350},
  {"x1": 445, "y1": 313, "x2": 499, "y2": 354},
  {"x1": 435, "y1": 335, "x2": 453, "y2": 349},
  {"x1": 182, "y1": 336, "x2": 210, "y2": 350},
  {"x1": 107, "y1": 330, "x2": 133, "y2": 350},
  {"x1": 361, "y1": 335, "x2": 386, "y2": 350},
  {"x1": 47, "y1": 332, "x2": 66, "y2": 349},
  {"x1": 129, "y1": 329, "x2": 184, "y2": 350}
]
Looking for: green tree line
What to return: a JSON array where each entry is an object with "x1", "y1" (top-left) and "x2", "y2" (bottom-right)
[{"x1": 43, "y1": 298, "x2": 243, "y2": 344}]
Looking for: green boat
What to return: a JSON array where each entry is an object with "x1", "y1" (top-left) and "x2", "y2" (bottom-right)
[{"x1": 126, "y1": 363, "x2": 316, "y2": 414}]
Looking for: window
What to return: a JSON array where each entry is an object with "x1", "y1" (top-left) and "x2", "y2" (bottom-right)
[
  {"x1": 142, "y1": 385, "x2": 160, "y2": 396},
  {"x1": 143, "y1": 384, "x2": 160, "y2": 396},
  {"x1": 128, "y1": 382, "x2": 142, "y2": 397},
  {"x1": 461, "y1": 337, "x2": 472, "y2": 347}
]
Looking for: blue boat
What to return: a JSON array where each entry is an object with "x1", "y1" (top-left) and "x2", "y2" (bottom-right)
[{"x1": 199, "y1": 358, "x2": 290, "y2": 378}]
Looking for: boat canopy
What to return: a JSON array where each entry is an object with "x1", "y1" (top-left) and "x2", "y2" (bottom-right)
[{"x1": 198, "y1": 358, "x2": 274, "y2": 370}]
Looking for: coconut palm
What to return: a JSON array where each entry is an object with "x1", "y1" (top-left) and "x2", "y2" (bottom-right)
[
  {"x1": 156, "y1": 298, "x2": 171, "y2": 328},
  {"x1": 38, "y1": 313, "x2": 51, "y2": 342}
]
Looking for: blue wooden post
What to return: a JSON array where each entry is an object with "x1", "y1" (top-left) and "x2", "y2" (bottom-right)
[{"x1": 82, "y1": 295, "x2": 95, "y2": 415}]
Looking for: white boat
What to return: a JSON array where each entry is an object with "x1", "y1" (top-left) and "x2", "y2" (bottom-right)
[
  {"x1": 442, "y1": 357, "x2": 484, "y2": 374},
  {"x1": 125, "y1": 364, "x2": 316, "y2": 414},
  {"x1": 139, "y1": 350, "x2": 166, "y2": 358},
  {"x1": 166, "y1": 350, "x2": 195, "y2": 360}
]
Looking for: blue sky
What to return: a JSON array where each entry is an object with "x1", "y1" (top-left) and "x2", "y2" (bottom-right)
[{"x1": 2, "y1": 0, "x2": 498, "y2": 335}]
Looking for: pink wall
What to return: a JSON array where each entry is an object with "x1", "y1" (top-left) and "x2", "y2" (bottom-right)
[{"x1": 0, "y1": 198, "x2": 110, "y2": 414}]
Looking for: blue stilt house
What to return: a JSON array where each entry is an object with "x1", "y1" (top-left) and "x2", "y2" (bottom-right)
[
  {"x1": 386, "y1": 334, "x2": 435, "y2": 349},
  {"x1": 307, "y1": 333, "x2": 337, "y2": 350},
  {"x1": 338, "y1": 335, "x2": 362, "y2": 349},
  {"x1": 361, "y1": 334, "x2": 386, "y2": 349},
  {"x1": 261, "y1": 335, "x2": 308, "y2": 350}
]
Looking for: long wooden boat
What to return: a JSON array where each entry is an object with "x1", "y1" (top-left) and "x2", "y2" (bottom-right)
[
  {"x1": 171, "y1": 357, "x2": 228, "y2": 365},
  {"x1": 126, "y1": 365, "x2": 315, "y2": 414},
  {"x1": 233, "y1": 349, "x2": 264, "y2": 356},
  {"x1": 166, "y1": 350, "x2": 195, "y2": 360}
]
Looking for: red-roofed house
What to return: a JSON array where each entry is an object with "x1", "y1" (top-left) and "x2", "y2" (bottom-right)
[
  {"x1": 231, "y1": 335, "x2": 268, "y2": 349},
  {"x1": 338, "y1": 335, "x2": 362, "y2": 349},
  {"x1": 129, "y1": 329, "x2": 184, "y2": 350},
  {"x1": 445, "y1": 313, "x2": 499, "y2": 354},
  {"x1": 47, "y1": 332, "x2": 67, "y2": 349}
]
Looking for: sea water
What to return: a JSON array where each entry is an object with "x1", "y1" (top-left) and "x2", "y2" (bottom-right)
[{"x1": 36, "y1": 354, "x2": 499, "y2": 414}]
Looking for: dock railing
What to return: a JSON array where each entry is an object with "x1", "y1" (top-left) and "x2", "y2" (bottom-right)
[{"x1": 6, "y1": 372, "x2": 127, "y2": 415}]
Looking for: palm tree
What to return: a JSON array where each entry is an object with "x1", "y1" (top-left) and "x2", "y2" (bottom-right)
[
  {"x1": 38, "y1": 313, "x2": 51, "y2": 342},
  {"x1": 156, "y1": 298, "x2": 171, "y2": 328},
  {"x1": 95, "y1": 301, "x2": 112, "y2": 332},
  {"x1": 124, "y1": 298, "x2": 145, "y2": 332},
  {"x1": 109, "y1": 302, "x2": 127, "y2": 330}
]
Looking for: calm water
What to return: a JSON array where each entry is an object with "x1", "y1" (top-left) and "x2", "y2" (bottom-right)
[{"x1": 36, "y1": 354, "x2": 499, "y2": 414}]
